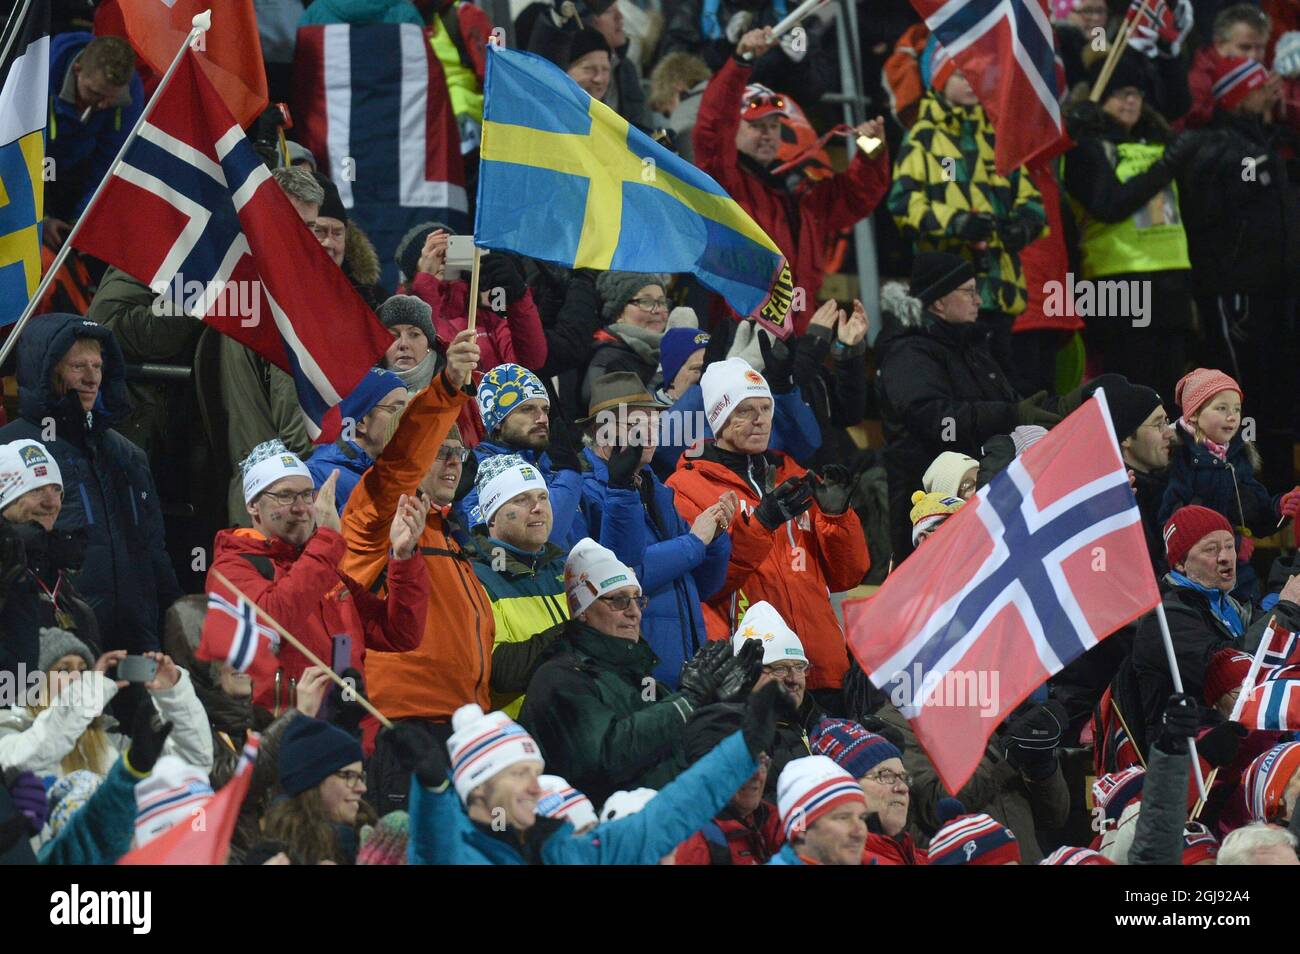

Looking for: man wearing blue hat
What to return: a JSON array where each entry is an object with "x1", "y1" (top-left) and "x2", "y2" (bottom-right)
[{"x1": 307, "y1": 368, "x2": 409, "y2": 515}]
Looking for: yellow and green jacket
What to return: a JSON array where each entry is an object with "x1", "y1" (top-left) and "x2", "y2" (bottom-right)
[
  {"x1": 887, "y1": 92, "x2": 1045, "y2": 316},
  {"x1": 470, "y1": 536, "x2": 569, "y2": 717}
]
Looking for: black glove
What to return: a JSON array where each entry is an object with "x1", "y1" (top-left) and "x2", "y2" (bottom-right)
[
  {"x1": 604, "y1": 441, "x2": 643, "y2": 490},
  {"x1": 701, "y1": 320, "x2": 732, "y2": 370},
  {"x1": 741, "y1": 681, "x2": 794, "y2": 758},
  {"x1": 949, "y1": 211, "x2": 996, "y2": 242},
  {"x1": 1160, "y1": 132, "x2": 1198, "y2": 175},
  {"x1": 756, "y1": 330, "x2": 795, "y2": 394},
  {"x1": 479, "y1": 252, "x2": 528, "y2": 306},
  {"x1": 1155, "y1": 693, "x2": 1200, "y2": 755},
  {"x1": 715, "y1": 638, "x2": 764, "y2": 703},
  {"x1": 387, "y1": 722, "x2": 450, "y2": 790},
  {"x1": 1016, "y1": 391, "x2": 1063, "y2": 427},
  {"x1": 995, "y1": 216, "x2": 1038, "y2": 254},
  {"x1": 326, "y1": 668, "x2": 368, "y2": 734},
  {"x1": 677, "y1": 639, "x2": 730, "y2": 707},
  {"x1": 1003, "y1": 700, "x2": 1066, "y2": 779},
  {"x1": 126, "y1": 704, "x2": 174, "y2": 775},
  {"x1": 546, "y1": 413, "x2": 582, "y2": 473},
  {"x1": 809, "y1": 464, "x2": 853, "y2": 516},
  {"x1": 754, "y1": 475, "x2": 814, "y2": 531}
]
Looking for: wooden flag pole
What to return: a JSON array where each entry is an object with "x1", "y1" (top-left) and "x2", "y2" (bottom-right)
[
  {"x1": 1089, "y1": 0, "x2": 1150, "y2": 102},
  {"x1": 209, "y1": 567, "x2": 394, "y2": 729},
  {"x1": 465, "y1": 246, "x2": 483, "y2": 332},
  {"x1": 0, "y1": 10, "x2": 214, "y2": 371}
]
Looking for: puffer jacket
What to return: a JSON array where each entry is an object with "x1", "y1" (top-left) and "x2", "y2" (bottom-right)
[
  {"x1": 0, "y1": 314, "x2": 181, "y2": 653},
  {"x1": 306, "y1": 438, "x2": 375, "y2": 516},
  {"x1": 887, "y1": 92, "x2": 1045, "y2": 317},
  {"x1": 1158, "y1": 426, "x2": 1278, "y2": 540},
  {"x1": 580, "y1": 448, "x2": 731, "y2": 688},
  {"x1": 667, "y1": 444, "x2": 870, "y2": 691}
]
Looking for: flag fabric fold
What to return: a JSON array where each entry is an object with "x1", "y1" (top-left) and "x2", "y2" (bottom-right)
[
  {"x1": 1235, "y1": 621, "x2": 1300, "y2": 730},
  {"x1": 475, "y1": 45, "x2": 796, "y2": 338},
  {"x1": 195, "y1": 572, "x2": 281, "y2": 686},
  {"x1": 844, "y1": 391, "x2": 1161, "y2": 793}
]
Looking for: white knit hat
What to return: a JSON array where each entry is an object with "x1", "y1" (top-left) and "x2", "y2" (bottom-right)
[
  {"x1": 446, "y1": 703, "x2": 544, "y2": 802},
  {"x1": 700, "y1": 357, "x2": 772, "y2": 433},
  {"x1": 921, "y1": 451, "x2": 978, "y2": 498},
  {"x1": 537, "y1": 774, "x2": 598, "y2": 831},
  {"x1": 0, "y1": 439, "x2": 62, "y2": 511},
  {"x1": 475, "y1": 454, "x2": 547, "y2": 528},
  {"x1": 134, "y1": 755, "x2": 215, "y2": 847},
  {"x1": 776, "y1": 755, "x2": 865, "y2": 840},
  {"x1": 240, "y1": 439, "x2": 312, "y2": 505},
  {"x1": 731, "y1": 600, "x2": 807, "y2": 666},
  {"x1": 564, "y1": 537, "x2": 640, "y2": 616},
  {"x1": 599, "y1": 788, "x2": 657, "y2": 822}
]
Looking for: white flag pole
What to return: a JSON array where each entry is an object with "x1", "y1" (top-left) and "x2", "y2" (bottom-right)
[
  {"x1": 0, "y1": 10, "x2": 214, "y2": 371},
  {"x1": 1154, "y1": 602, "x2": 1209, "y2": 801},
  {"x1": 1228, "y1": 617, "x2": 1277, "y2": 723}
]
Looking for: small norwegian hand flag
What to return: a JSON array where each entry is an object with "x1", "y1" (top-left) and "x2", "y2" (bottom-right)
[
  {"x1": 195, "y1": 573, "x2": 280, "y2": 686},
  {"x1": 1236, "y1": 621, "x2": 1300, "y2": 730}
]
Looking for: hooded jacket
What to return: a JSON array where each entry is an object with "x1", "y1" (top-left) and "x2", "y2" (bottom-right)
[
  {"x1": 0, "y1": 314, "x2": 181, "y2": 653},
  {"x1": 208, "y1": 525, "x2": 428, "y2": 712},
  {"x1": 580, "y1": 447, "x2": 731, "y2": 688},
  {"x1": 299, "y1": 0, "x2": 424, "y2": 26},
  {"x1": 581, "y1": 324, "x2": 662, "y2": 409},
  {"x1": 340, "y1": 371, "x2": 497, "y2": 721},
  {"x1": 666, "y1": 444, "x2": 869, "y2": 691},
  {"x1": 306, "y1": 438, "x2": 376, "y2": 516}
]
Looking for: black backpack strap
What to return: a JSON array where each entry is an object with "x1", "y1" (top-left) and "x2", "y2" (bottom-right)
[{"x1": 239, "y1": 553, "x2": 276, "y2": 581}]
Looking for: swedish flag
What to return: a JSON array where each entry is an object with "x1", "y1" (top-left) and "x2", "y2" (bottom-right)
[
  {"x1": 475, "y1": 46, "x2": 794, "y2": 334},
  {"x1": 0, "y1": 0, "x2": 50, "y2": 327}
]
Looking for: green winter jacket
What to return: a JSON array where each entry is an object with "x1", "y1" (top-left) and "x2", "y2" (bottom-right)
[
  {"x1": 517, "y1": 620, "x2": 694, "y2": 805},
  {"x1": 887, "y1": 92, "x2": 1045, "y2": 316},
  {"x1": 469, "y1": 536, "x2": 570, "y2": 717}
]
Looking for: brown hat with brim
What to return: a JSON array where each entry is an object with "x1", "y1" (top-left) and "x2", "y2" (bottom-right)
[{"x1": 578, "y1": 371, "x2": 668, "y2": 425}]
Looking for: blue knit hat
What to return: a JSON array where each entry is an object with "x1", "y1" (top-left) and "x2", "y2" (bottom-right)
[
  {"x1": 277, "y1": 718, "x2": 364, "y2": 797},
  {"x1": 659, "y1": 328, "x2": 710, "y2": 389},
  {"x1": 341, "y1": 368, "x2": 407, "y2": 427},
  {"x1": 477, "y1": 363, "x2": 549, "y2": 435},
  {"x1": 809, "y1": 719, "x2": 902, "y2": 780}
]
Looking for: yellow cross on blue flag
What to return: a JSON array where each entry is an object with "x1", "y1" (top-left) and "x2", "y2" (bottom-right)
[{"x1": 475, "y1": 45, "x2": 795, "y2": 338}]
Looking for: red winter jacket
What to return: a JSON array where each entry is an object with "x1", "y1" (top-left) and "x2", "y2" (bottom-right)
[
  {"x1": 674, "y1": 802, "x2": 785, "y2": 864},
  {"x1": 863, "y1": 830, "x2": 928, "y2": 865},
  {"x1": 667, "y1": 447, "x2": 870, "y2": 690},
  {"x1": 208, "y1": 526, "x2": 428, "y2": 712},
  {"x1": 693, "y1": 58, "x2": 892, "y2": 335}
]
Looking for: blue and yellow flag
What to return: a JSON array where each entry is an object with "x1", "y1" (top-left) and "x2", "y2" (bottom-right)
[
  {"x1": 0, "y1": 0, "x2": 50, "y2": 327},
  {"x1": 475, "y1": 46, "x2": 794, "y2": 337}
]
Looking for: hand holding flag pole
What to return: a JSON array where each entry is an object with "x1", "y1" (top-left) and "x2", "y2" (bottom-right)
[
  {"x1": 0, "y1": 9, "x2": 214, "y2": 371},
  {"x1": 740, "y1": 0, "x2": 832, "y2": 60},
  {"x1": 1089, "y1": 0, "x2": 1153, "y2": 102},
  {"x1": 209, "y1": 567, "x2": 394, "y2": 729}
]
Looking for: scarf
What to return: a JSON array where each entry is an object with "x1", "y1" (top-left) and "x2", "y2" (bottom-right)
[
  {"x1": 392, "y1": 350, "x2": 438, "y2": 393},
  {"x1": 1169, "y1": 570, "x2": 1245, "y2": 639},
  {"x1": 1178, "y1": 416, "x2": 1227, "y2": 462},
  {"x1": 607, "y1": 322, "x2": 664, "y2": 366}
]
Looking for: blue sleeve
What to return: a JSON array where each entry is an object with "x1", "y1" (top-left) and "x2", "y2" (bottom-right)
[
  {"x1": 595, "y1": 485, "x2": 648, "y2": 567},
  {"x1": 545, "y1": 469, "x2": 584, "y2": 546},
  {"x1": 548, "y1": 732, "x2": 757, "y2": 865},
  {"x1": 39, "y1": 760, "x2": 139, "y2": 866},
  {"x1": 78, "y1": 82, "x2": 143, "y2": 216},
  {"x1": 691, "y1": 529, "x2": 732, "y2": 600},
  {"x1": 768, "y1": 387, "x2": 822, "y2": 464},
  {"x1": 654, "y1": 387, "x2": 707, "y2": 474},
  {"x1": 1157, "y1": 458, "x2": 1193, "y2": 527},
  {"x1": 637, "y1": 533, "x2": 707, "y2": 594},
  {"x1": 408, "y1": 777, "x2": 489, "y2": 865}
]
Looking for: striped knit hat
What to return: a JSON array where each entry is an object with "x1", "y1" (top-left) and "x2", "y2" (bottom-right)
[
  {"x1": 357, "y1": 811, "x2": 410, "y2": 865},
  {"x1": 776, "y1": 755, "x2": 866, "y2": 841},
  {"x1": 928, "y1": 812, "x2": 1020, "y2": 865},
  {"x1": 1092, "y1": 765, "x2": 1146, "y2": 826},
  {"x1": 1242, "y1": 741, "x2": 1300, "y2": 823},
  {"x1": 537, "y1": 775, "x2": 598, "y2": 831},
  {"x1": 134, "y1": 756, "x2": 215, "y2": 847},
  {"x1": 809, "y1": 719, "x2": 902, "y2": 780},
  {"x1": 1211, "y1": 57, "x2": 1269, "y2": 110},
  {"x1": 1040, "y1": 845, "x2": 1113, "y2": 865},
  {"x1": 1182, "y1": 821, "x2": 1220, "y2": 865},
  {"x1": 447, "y1": 703, "x2": 545, "y2": 802}
]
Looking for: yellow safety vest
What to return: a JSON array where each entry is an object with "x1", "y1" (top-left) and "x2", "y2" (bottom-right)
[{"x1": 429, "y1": 6, "x2": 483, "y2": 123}]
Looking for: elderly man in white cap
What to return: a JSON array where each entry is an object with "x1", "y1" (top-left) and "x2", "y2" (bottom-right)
[
  {"x1": 768, "y1": 754, "x2": 870, "y2": 865},
  {"x1": 667, "y1": 357, "x2": 870, "y2": 716},
  {"x1": 207, "y1": 439, "x2": 431, "y2": 712},
  {"x1": 0, "y1": 439, "x2": 99, "y2": 682},
  {"x1": 517, "y1": 537, "x2": 764, "y2": 804}
]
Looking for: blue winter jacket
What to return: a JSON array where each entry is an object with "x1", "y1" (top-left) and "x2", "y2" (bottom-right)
[
  {"x1": 46, "y1": 33, "x2": 144, "y2": 216},
  {"x1": 459, "y1": 440, "x2": 587, "y2": 549},
  {"x1": 0, "y1": 315, "x2": 181, "y2": 653},
  {"x1": 766, "y1": 843, "x2": 809, "y2": 865},
  {"x1": 651, "y1": 383, "x2": 822, "y2": 480},
  {"x1": 579, "y1": 447, "x2": 730, "y2": 687},
  {"x1": 299, "y1": 0, "x2": 425, "y2": 26},
  {"x1": 408, "y1": 730, "x2": 757, "y2": 864},
  {"x1": 38, "y1": 759, "x2": 139, "y2": 865},
  {"x1": 306, "y1": 438, "x2": 375, "y2": 516}
]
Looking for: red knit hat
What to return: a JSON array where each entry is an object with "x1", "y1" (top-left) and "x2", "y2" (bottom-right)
[
  {"x1": 1174, "y1": 368, "x2": 1242, "y2": 421},
  {"x1": 1162, "y1": 505, "x2": 1233, "y2": 569},
  {"x1": 1203, "y1": 648, "x2": 1254, "y2": 707},
  {"x1": 1211, "y1": 57, "x2": 1269, "y2": 111}
]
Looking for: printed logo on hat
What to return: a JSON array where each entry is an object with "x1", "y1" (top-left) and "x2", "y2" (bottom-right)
[
  {"x1": 693, "y1": 332, "x2": 709, "y2": 344},
  {"x1": 599, "y1": 574, "x2": 628, "y2": 588},
  {"x1": 709, "y1": 395, "x2": 731, "y2": 420},
  {"x1": 784, "y1": 647, "x2": 801, "y2": 656},
  {"x1": 740, "y1": 624, "x2": 772, "y2": 641},
  {"x1": 963, "y1": 841, "x2": 977, "y2": 861},
  {"x1": 743, "y1": 370, "x2": 764, "y2": 385},
  {"x1": 520, "y1": 466, "x2": 540, "y2": 482},
  {"x1": 18, "y1": 445, "x2": 46, "y2": 466},
  {"x1": 33, "y1": 465, "x2": 47, "y2": 477},
  {"x1": 280, "y1": 455, "x2": 297, "y2": 468}
]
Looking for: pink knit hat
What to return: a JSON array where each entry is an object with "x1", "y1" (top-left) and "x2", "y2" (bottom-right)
[{"x1": 1174, "y1": 368, "x2": 1242, "y2": 420}]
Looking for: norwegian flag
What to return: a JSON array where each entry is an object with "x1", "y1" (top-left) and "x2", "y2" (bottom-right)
[
  {"x1": 916, "y1": 0, "x2": 1065, "y2": 175},
  {"x1": 1234, "y1": 621, "x2": 1300, "y2": 730},
  {"x1": 195, "y1": 572, "x2": 281, "y2": 686},
  {"x1": 844, "y1": 392, "x2": 1161, "y2": 793},
  {"x1": 70, "y1": 50, "x2": 394, "y2": 444},
  {"x1": 119, "y1": 733, "x2": 261, "y2": 865},
  {"x1": 1124, "y1": 0, "x2": 1180, "y2": 45}
]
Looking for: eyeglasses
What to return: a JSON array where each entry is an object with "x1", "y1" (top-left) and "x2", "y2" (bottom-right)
[
  {"x1": 862, "y1": 769, "x2": 912, "y2": 788},
  {"x1": 312, "y1": 225, "x2": 347, "y2": 241},
  {"x1": 1111, "y1": 88, "x2": 1144, "y2": 101},
  {"x1": 598, "y1": 593, "x2": 649, "y2": 611},
  {"x1": 1143, "y1": 418, "x2": 1171, "y2": 431},
  {"x1": 436, "y1": 445, "x2": 471, "y2": 463},
  {"x1": 333, "y1": 769, "x2": 366, "y2": 788},
  {"x1": 952, "y1": 286, "x2": 980, "y2": 300},
  {"x1": 629, "y1": 297, "x2": 669, "y2": 312},
  {"x1": 261, "y1": 488, "x2": 317, "y2": 507},
  {"x1": 370, "y1": 403, "x2": 405, "y2": 416},
  {"x1": 764, "y1": 662, "x2": 810, "y2": 677}
]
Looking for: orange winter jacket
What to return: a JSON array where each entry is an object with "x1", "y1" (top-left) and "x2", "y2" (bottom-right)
[
  {"x1": 666, "y1": 448, "x2": 870, "y2": 691},
  {"x1": 341, "y1": 371, "x2": 495, "y2": 721}
]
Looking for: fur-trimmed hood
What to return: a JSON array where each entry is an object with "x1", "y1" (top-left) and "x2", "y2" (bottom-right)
[{"x1": 343, "y1": 221, "x2": 381, "y2": 287}]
